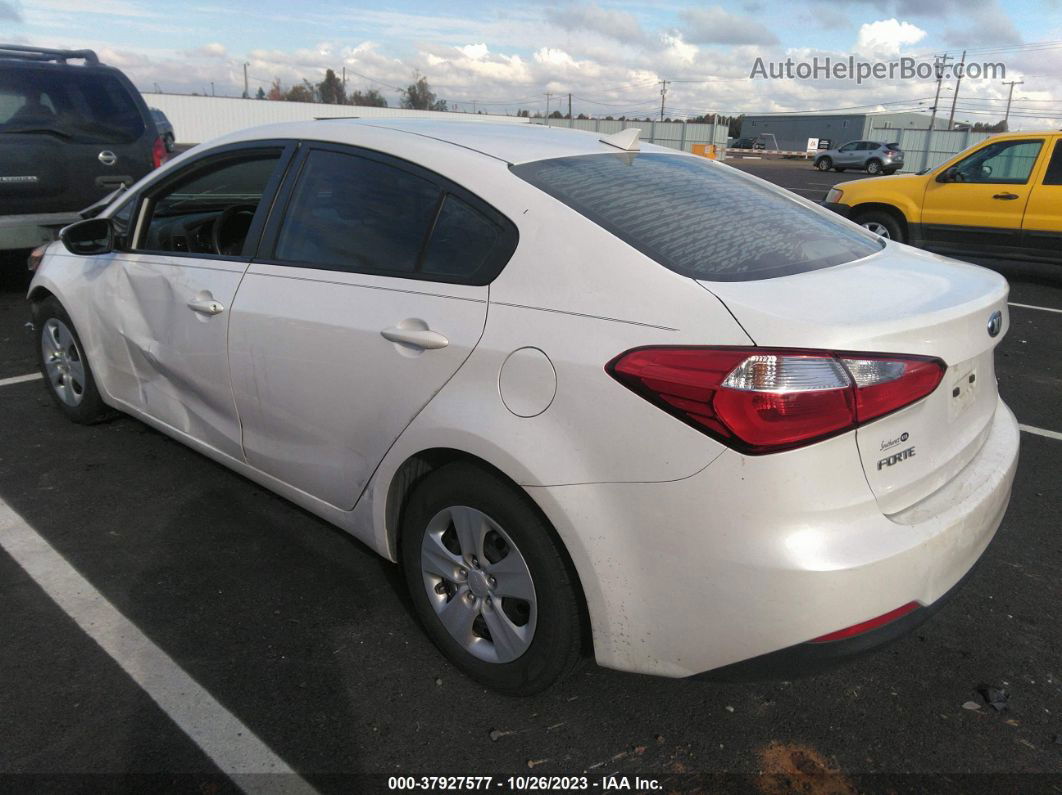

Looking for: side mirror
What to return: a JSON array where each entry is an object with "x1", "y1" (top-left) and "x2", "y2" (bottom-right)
[
  {"x1": 937, "y1": 167, "x2": 958, "y2": 183},
  {"x1": 60, "y1": 218, "x2": 115, "y2": 256}
]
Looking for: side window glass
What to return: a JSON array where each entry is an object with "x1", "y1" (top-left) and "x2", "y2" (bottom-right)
[
  {"x1": 274, "y1": 149, "x2": 441, "y2": 275},
  {"x1": 110, "y1": 199, "x2": 134, "y2": 245},
  {"x1": 953, "y1": 140, "x2": 1043, "y2": 184},
  {"x1": 839, "y1": 143, "x2": 857, "y2": 152},
  {"x1": 137, "y1": 153, "x2": 281, "y2": 257},
  {"x1": 421, "y1": 195, "x2": 502, "y2": 279},
  {"x1": 1042, "y1": 140, "x2": 1062, "y2": 186}
]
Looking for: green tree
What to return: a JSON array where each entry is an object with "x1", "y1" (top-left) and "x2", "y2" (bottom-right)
[
  {"x1": 317, "y1": 69, "x2": 346, "y2": 105},
  {"x1": 350, "y1": 88, "x2": 388, "y2": 107},
  {"x1": 285, "y1": 80, "x2": 315, "y2": 102},
  {"x1": 255, "y1": 86, "x2": 266, "y2": 100},
  {"x1": 400, "y1": 72, "x2": 447, "y2": 111}
]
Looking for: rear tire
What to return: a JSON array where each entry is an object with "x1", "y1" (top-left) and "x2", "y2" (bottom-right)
[
  {"x1": 816, "y1": 157, "x2": 832, "y2": 171},
  {"x1": 32, "y1": 296, "x2": 109, "y2": 424},
  {"x1": 854, "y1": 210, "x2": 904, "y2": 242},
  {"x1": 866, "y1": 159, "x2": 883, "y2": 175},
  {"x1": 400, "y1": 461, "x2": 585, "y2": 695}
]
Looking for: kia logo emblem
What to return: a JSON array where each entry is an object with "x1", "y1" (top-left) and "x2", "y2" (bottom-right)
[
  {"x1": 987, "y1": 310, "x2": 1003, "y2": 338},
  {"x1": 98, "y1": 150, "x2": 118, "y2": 166}
]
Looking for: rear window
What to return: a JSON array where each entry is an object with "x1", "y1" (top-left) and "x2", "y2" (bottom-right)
[
  {"x1": 885, "y1": 143, "x2": 902, "y2": 150},
  {"x1": 0, "y1": 67, "x2": 145, "y2": 143},
  {"x1": 512, "y1": 153, "x2": 882, "y2": 282}
]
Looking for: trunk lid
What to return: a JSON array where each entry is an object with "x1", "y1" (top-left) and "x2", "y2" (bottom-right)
[{"x1": 700, "y1": 243, "x2": 1009, "y2": 514}]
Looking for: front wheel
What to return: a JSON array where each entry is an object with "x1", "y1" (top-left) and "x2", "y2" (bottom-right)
[
  {"x1": 854, "y1": 210, "x2": 904, "y2": 242},
  {"x1": 400, "y1": 462, "x2": 586, "y2": 695},
  {"x1": 33, "y1": 296, "x2": 109, "y2": 423},
  {"x1": 815, "y1": 157, "x2": 832, "y2": 171}
]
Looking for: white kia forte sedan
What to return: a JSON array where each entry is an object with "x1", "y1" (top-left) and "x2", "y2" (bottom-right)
[{"x1": 29, "y1": 119, "x2": 1019, "y2": 695}]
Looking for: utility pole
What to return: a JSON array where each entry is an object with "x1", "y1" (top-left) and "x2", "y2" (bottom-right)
[
  {"x1": 659, "y1": 79, "x2": 669, "y2": 121},
  {"x1": 210, "y1": 81, "x2": 215, "y2": 97},
  {"x1": 946, "y1": 49, "x2": 966, "y2": 130},
  {"x1": 568, "y1": 92, "x2": 572, "y2": 120},
  {"x1": 927, "y1": 53, "x2": 951, "y2": 132},
  {"x1": 341, "y1": 66, "x2": 346, "y2": 97},
  {"x1": 1002, "y1": 79, "x2": 1024, "y2": 128},
  {"x1": 242, "y1": 63, "x2": 249, "y2": 98},
  {"x1": 545, "y1": 92, "x2": 553, "y2": 126}
]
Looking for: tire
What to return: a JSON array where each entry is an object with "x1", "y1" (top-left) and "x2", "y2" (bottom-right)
[
  {"x1": 164, "y1": 133, "x2": 176, "y2": 153},
  {"x1": 400, "y1": 461, "x2": 585, "y2": 695},
  {"x1": 854, "y1": 210, "x2": 904, "y2": 242},
  {"x1": 866, "y1": 159, "x2": 883, "y2": 175},
  {"x1": 32, "y1": 296, "x2": 110, "y2": 424},
  {"x1": 815, "y1": 157, "x2": 832, "y2": 171}
]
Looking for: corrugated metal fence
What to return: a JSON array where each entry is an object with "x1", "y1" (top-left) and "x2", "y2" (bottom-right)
[
  {"x1": 529, "y1": 117, "x2": 730, "y2": 155},
  {"x1": 869, "y1": 127, "x2": 994, "y2": 172}
]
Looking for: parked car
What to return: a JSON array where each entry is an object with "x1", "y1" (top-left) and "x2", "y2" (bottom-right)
[
  {"x1": 822, "y1": 131, "x2": 1062, "y2": 262},
  {"x1": 728, "y1": 136, "x2": 765, "y2": 150},
  {"x1": 29, "y1": 120, "x2": 1018, "y2": 695},
  {"x1": 150, "y1": 108, "x2": 175, "y2": 152},
  {"x1": 815, "y1": 140, "x2": 903, "y2": 175},
  {"x1": 0, "y1": 44, "x2": 164, "y2": 262}
]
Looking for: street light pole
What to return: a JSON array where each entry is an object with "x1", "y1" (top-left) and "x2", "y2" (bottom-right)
[{"x1": 242, "y1": 63, "x2": 249, "y2": 99}]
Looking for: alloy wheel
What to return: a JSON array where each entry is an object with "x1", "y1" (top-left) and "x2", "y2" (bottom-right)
[
  {"x1": 861, "y1": 221, "x2": 891, "y2": 238},
  {"x1": 420, "y1": 505, "x2": 537, "y2": 663},
  {"x1": 41, "y1": 318, "x2": 86, "y2": 407}
]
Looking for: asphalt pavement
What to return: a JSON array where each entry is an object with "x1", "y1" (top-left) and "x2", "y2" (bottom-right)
[{"x1": 0, "y1": 163, "x2": 1059, "y2": 793}]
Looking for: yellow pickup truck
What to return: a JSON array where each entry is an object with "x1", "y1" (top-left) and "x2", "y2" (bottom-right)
[{"x1": 822, "y1": 131, "x2": 1061, "y2": 263}]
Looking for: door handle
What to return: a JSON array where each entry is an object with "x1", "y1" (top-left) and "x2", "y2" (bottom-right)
[
  {"x1": 187, "y1": 298, "x2": 225, "y2": 316},
  {"x1": 992, "y1": 193, "x2": 1020, "y2": 200},
  {"x1": 381, "y1": 326, "x2": 449, "y2": 350}
]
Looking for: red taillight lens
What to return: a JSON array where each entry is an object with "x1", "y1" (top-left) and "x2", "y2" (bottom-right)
[
  {"x1": 152, "y1": 135, "x2": 166, "y2": 169},
  {"x1": 608, "y1": 347, "x2": 945, "y2": 454}
]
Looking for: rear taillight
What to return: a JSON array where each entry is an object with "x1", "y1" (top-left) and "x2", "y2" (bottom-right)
[
  {"x1": 152, "y1": 135, "x2": 166, "y2": 169},
  {"x1": 607, "y1": 347, "x2": 945, "y2": 454}
]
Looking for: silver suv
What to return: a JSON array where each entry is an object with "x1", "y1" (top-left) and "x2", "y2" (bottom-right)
[{"x1": 814, "y1": 140, "x2": 903, "y2": 175}]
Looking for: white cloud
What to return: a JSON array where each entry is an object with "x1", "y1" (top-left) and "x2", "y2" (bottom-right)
[
  {"x1": 457, "y1": 43, "x2": 489, "y2": 60},
  {"x1": 854, "y1": 18, "x2": 926, "y2": 56},
  {"x1": 188, "y1": 42, "x2": 227, "y2": 58},
  {"x1": 545, "y1": 3, "x2": 649, "y2": 46}
]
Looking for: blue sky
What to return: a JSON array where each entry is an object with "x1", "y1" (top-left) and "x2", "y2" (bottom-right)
[{"x1": 3, "y1": 0, "x2": 1061, "y2": 126}]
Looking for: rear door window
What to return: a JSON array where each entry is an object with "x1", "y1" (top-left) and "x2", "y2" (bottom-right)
[
  {"x1": 0, "y1": 68, "x2": 144, "y2": 143},
  {"x1": 270, "y1": 146, "x2": 518, "y2": 284},
  {"x1": 1041, "y1": 140, "x2": 1062, "y2": 186},
  {"x1": 512, "y1": 153, "x2": 882, "y2": 282}
]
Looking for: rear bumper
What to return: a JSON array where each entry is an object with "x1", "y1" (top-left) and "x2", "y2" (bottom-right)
[
  {"x1": 695, "y1": 553, "x2": 976, "y2": 681},
  {"x1": 0, "y1": 211, "x2": 82, "y2": 251},
  {"x1": 528, "y1": 398, "x2": 1019, "y2": 678}
]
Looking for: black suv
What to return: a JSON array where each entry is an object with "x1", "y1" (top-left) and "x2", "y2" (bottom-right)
[{"x1": 0, "y1": 45, "x2": 162, "y2": 261}]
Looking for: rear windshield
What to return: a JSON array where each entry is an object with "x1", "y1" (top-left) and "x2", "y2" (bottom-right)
[
  {"x1": 511, "y1": 153, "x2": 882, "y2": 282},
  {"x1": 0, "y1": 68, "x2": 145, "y2": 143},
  {"x1": 885, "y1": 143, "x2": 902, "y2": 150}
]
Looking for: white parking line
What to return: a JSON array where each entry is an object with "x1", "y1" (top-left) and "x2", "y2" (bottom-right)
[
  {"x1": 1009, "y1": 302, "x2": 1062, "y2": 315},
  {"x1": 0, "y1": 372, "x2": 42, "y2": 388},
  {"x1": 1019, "y1": 424, "x2": 1062, "y2": 442},
  {"x1": 0, "y1": 499, "x2": 316, "y2": 794}
]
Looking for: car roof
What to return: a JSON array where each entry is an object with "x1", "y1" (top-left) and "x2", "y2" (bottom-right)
[{"x1": 213, "y1": 118, "x2": 681, "y2": 165}]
